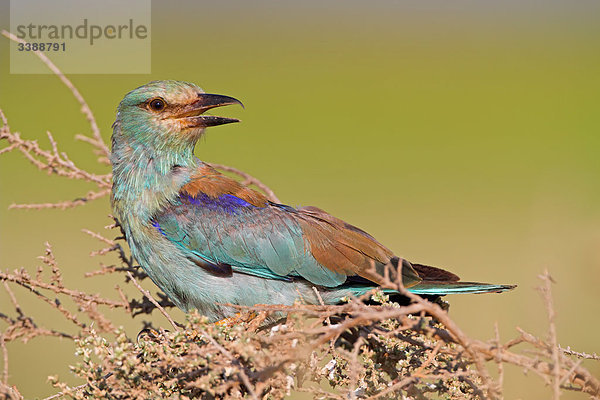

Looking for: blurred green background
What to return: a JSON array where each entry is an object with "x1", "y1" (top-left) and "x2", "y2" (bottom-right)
[{"x1": 1, "y1": 1, "x2": 599, "y2": 398}]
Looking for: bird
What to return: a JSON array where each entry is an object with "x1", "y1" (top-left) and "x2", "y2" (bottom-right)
[{"x1": 110, "y1": 80, "x2": 515, "y2": 322}]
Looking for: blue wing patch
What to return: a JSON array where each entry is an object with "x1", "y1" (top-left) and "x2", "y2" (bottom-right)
[{"x1": 151, "y1": 193, "x2": 347, "y2": 287}]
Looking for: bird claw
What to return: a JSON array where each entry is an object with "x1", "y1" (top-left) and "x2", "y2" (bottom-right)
[
  {"x1": 136, "y1": 327, "x2": 164, "y2": 344},
  {"x1": 214, "y1": 311, "x2": 268, "y2": 330}
]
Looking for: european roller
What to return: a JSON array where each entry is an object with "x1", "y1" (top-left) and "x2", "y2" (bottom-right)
[{"x1": 111, "y1": 80, "x2": 514, "y2": 322}]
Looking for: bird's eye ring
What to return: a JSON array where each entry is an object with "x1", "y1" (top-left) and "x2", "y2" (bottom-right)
[{"x1": 148, "y1": 98, "x2": 166, "y2": 112}]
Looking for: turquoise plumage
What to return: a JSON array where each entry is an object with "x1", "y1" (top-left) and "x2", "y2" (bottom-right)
[{"x1": 111, "y1": 80, "x2": 514, "y2": 322}]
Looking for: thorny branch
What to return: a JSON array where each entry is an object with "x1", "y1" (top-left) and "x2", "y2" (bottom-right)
[
  {"x1": 0, "y1": 31, "x2": 599, "y2": 400},
  {"x1": 1, "y1": 30, "x2": 107, "y2": 159}
]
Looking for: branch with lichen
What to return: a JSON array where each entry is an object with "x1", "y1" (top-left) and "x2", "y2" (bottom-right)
[{"x1": 1, "y1": 31, "x2": 599, "y2": 400}]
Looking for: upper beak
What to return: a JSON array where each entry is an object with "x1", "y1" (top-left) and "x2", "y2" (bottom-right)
[{"x1": 179, "y1": 93, "x2": 243, "y2": 128}]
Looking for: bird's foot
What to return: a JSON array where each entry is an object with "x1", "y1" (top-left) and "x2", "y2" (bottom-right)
[
  {"x1": 214, "y1": 312, "x2": 249, "y2": 328},
  {"x1": 136, "y1": 327, "x2": 166, "y2": 344},
  {"x1": 245, "y1": 311, "x2": 269, "y2": 331},
  {"x1": 214, "y1": 311, "x2": 268, "y2": 330}
]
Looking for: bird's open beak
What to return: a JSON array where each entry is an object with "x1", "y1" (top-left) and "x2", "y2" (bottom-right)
[{"x1": 176, "y1": 93, "x2": 243, "y2": 128}]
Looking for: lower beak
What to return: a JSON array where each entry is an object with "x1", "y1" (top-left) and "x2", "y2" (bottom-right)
[{"x1": 182, "y1": 93, "x2": 243, "y2": 128}]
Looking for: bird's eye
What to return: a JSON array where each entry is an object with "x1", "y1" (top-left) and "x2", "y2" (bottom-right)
[{"x1": 148, "y1": 98, "x2": 166, "y2": 112}]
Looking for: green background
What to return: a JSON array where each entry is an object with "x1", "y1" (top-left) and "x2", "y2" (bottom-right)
[{"x1": 1, "y1": 1, "x2": 599, "y2": 398}]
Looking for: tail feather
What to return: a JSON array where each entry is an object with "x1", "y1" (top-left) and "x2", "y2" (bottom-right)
[
  {"x1": 408, "y1": 281, "x2": 516, "y2": 295},
  {"x1": 339, "y1": 260, "x2": 516, "y2": 300}
]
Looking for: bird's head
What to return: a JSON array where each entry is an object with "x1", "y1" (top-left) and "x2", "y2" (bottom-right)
[{"x1": 113, "y1": 80, "x2": 242, "y2": 150}]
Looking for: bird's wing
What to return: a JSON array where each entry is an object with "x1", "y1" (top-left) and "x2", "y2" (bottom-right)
[{"x1": 151, "y1": 165, "x2": 422, "y2": 288}]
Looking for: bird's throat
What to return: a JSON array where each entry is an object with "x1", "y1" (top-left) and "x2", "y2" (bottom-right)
[{"x1": 110, "y1": 126, "x2": 197, "y2": 221}]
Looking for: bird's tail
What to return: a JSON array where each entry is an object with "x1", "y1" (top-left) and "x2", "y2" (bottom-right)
[{"x1": 407, "y1": 281, "x2": 516, "y2": 295}]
